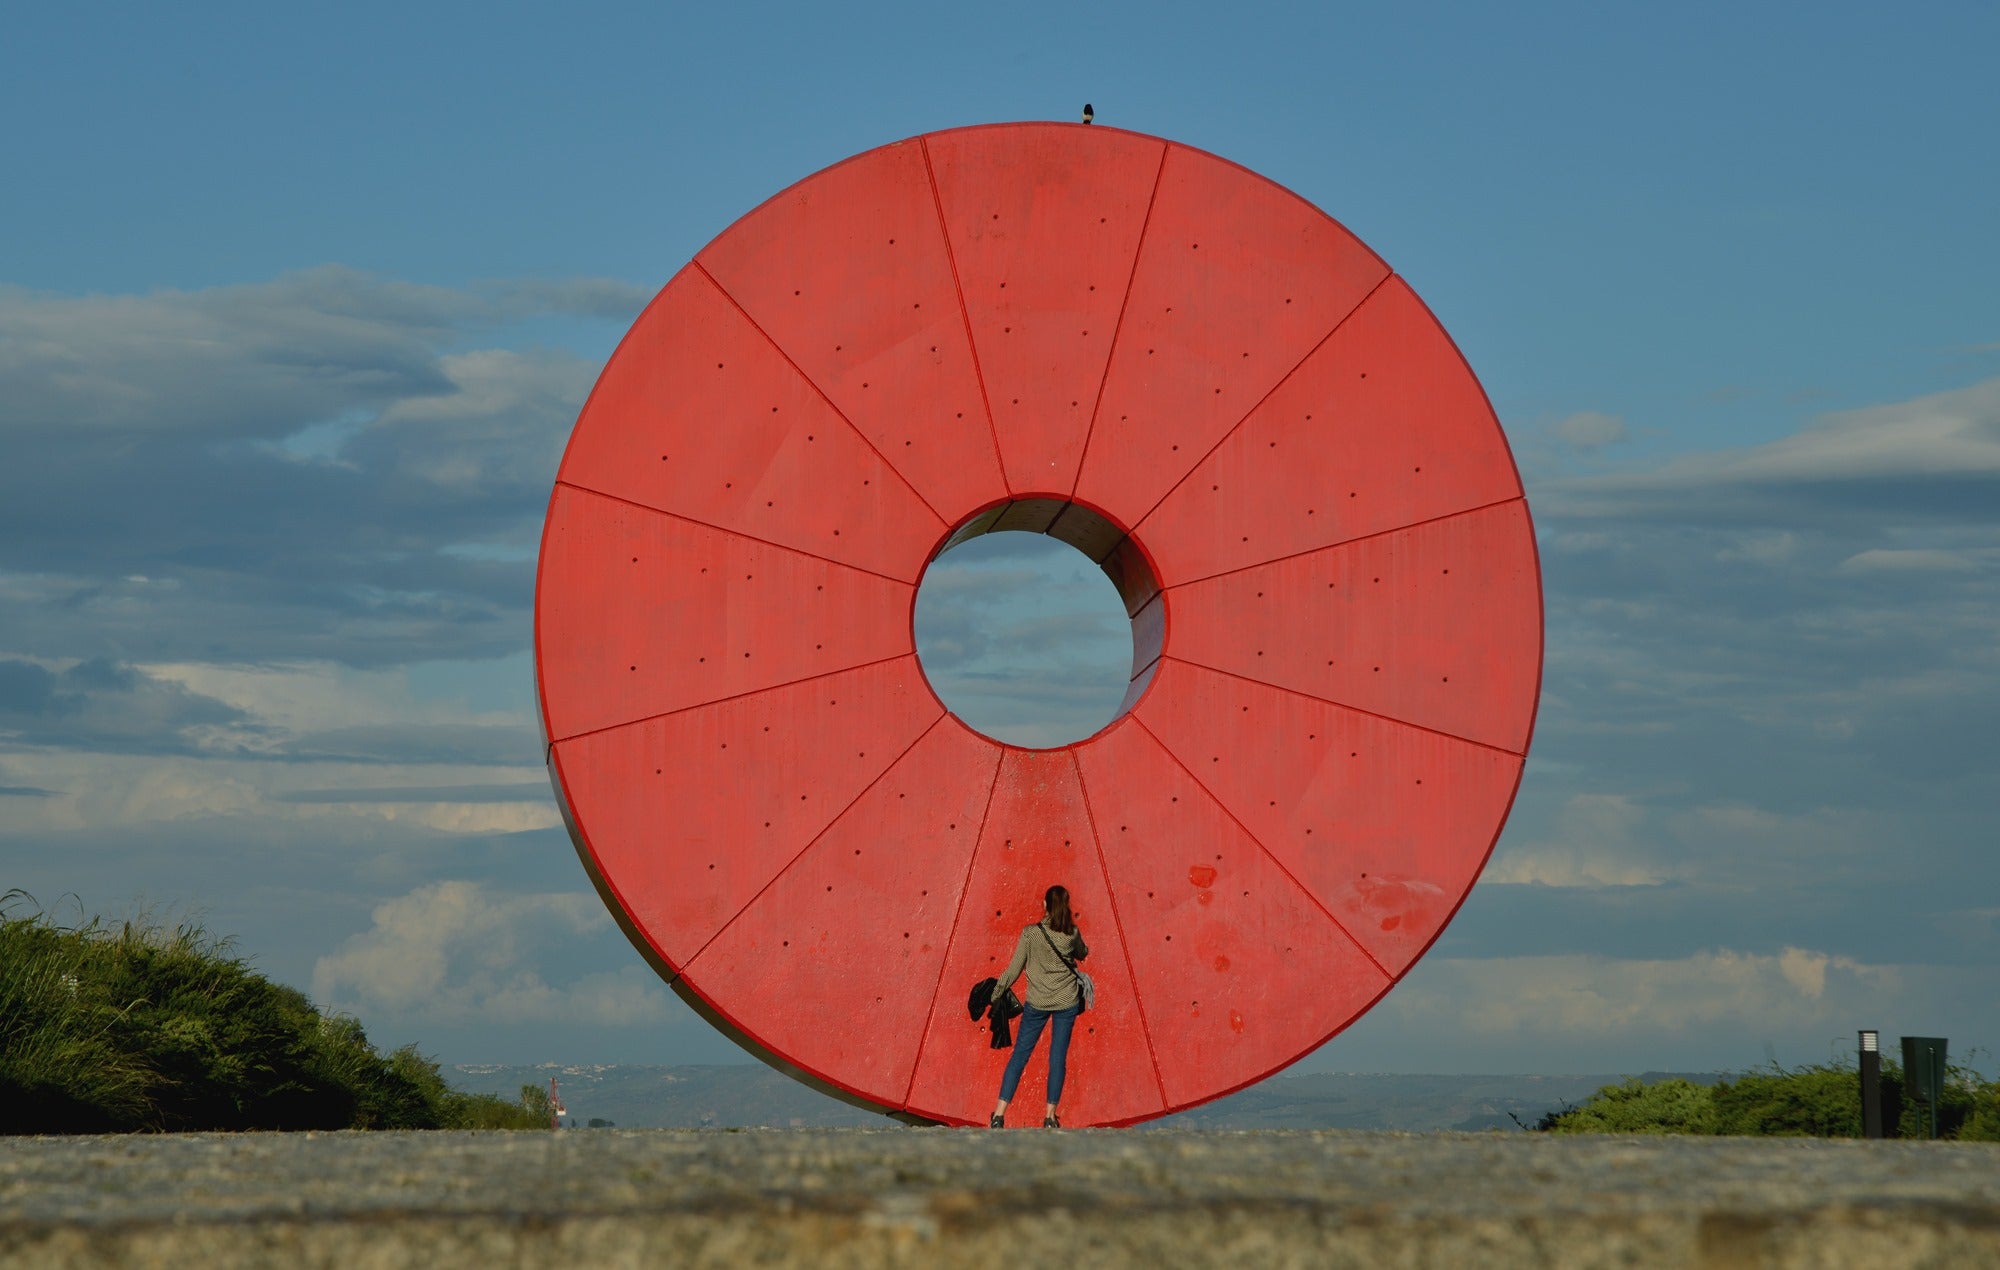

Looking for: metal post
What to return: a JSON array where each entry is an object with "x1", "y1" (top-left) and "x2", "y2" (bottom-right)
[
  {"x1": 1859, "y1": 1030, "x2": 1883, "y2": 1138},
  {"x1": 1901, "y1": 1036, "x2": 1949, "y2": 1140}
]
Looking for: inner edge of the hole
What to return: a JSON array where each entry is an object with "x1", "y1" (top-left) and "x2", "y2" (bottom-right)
[{"x1": 919, "y1": 496, "x2": 1166, "y2": 747}]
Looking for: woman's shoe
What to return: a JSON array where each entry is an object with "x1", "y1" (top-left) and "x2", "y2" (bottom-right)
[
  {"x1": 1042, "y1": 1113, "x2": 1060, "y2": 1129},
  {"x1": 989, "y1": 1113, "x2": 1004, "y2": 1128}
]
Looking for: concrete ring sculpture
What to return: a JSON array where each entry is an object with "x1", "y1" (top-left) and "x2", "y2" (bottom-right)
[{"x1": 535, "y1": 123, "x2": 1542, "y2": 1127}]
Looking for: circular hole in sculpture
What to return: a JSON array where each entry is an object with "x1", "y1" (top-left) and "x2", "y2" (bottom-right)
[{"x1": 913, "y1": 500, "x2": 1163, "y2": 747}]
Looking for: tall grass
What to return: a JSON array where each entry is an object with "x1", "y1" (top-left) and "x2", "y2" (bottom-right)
[{"x1": 0, "y1": 891, "x2": 546, "y2": 1134}]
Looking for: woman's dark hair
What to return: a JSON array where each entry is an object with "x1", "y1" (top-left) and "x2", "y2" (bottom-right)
[{"x1": 1044, "y1": 885, "x2": 1075, "y2": 935}]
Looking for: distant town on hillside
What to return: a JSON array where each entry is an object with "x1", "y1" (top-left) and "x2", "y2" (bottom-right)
[{"x1": 447, "y1": 1065, "x2": 1724, "y2": 1131}]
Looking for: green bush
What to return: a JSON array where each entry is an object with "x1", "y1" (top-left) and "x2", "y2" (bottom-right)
[
  {"x1": 1959, "y1": 1078, "x2": 2000, "y2": 1142},
  {"x1": 516, "y1": 1082, "x2": 555, "y2": 1127},
  {"x1": 1712, "y1": 1064, "x2": 1864, "y2": 1137},
  {"x1": 1545, "y1": 1077, "x2": 1718, "y2": 1135},
  {"x1": 0, "y1": 892, "x2": 547, "y2": 1134},
  {"x1": 1543, "y1": 1058, "x2": 1999, "y2": 1140}
]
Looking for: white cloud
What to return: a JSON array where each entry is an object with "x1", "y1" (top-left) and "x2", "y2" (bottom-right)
[
  {"x1": 312, "y1": 881, "x2": 671, "y2": 1026},
  {"x1": 0, "y1": 653, "x2": 556, "y2": 838},
  {"x1": 1777, "y1": 947, "x2": 1832, "y2": 999},
  {"x1": 0, "y1": 269, "x2": 461, "y2": 436},
  {"x1": 0, "y1": 268, "x2": 626, "y2": 675},
  {"x1": 0, "y1": 746, "x2": 560, "y2": 837},
  {"x1": 142, "y1": 659, "x2": 525, "y2": 744},
  {"x1": 1484, "y1": 793, "x2": 1670, "y2": 888},
  {"x1": 0, "y1": 654, "x2": 262, "y2": 756},
  {"x1": 359, "y1": 346, "x2": 591, "y2": 493},
  {"x1": 1398, "y1": 947, "x2": 1903, "y2": 1038},
  {"x1": 1543, "y1": 374, "x2": 2000, "y2": 520},
  {"x1": 382, "y1": 800, "x2": 561, "y2": 833},
  {"x1": 0, "y1": 268, "x2": 644, "y2": 440},
  {"x1": 1717, "y1": 378, "x2": 2000, "y2": 481}
]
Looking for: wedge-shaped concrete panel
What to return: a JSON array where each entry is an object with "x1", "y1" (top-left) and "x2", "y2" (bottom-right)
[
  {"x1": 1164, "y1": 500, "x2": 1541, "y2": 755},
  {"x1": 903, "y1": 748, "x2": 1168, "y2": 1128},
  {"x1": 556, "y1": 268, "x2": 943, "y2": 583},
  {"x1": 698, "y1": 142, "x2": 1008, "y2": 522},
  {"x1": 1134, "y1": 660, "x2": 1524, "y2": 977},
  {"x1": 536, "y1": 485, "x2": 915, "y2": 742},
  {"x1": 680, "y1": 718, "x2": 1002, "y2": 1113},
  {"x1": 928, "y1": 126, "x2": 1165, "y2": 496},
  {"x1": 1077, "y1": 720, "x2": 1391, "y2": 1111},
  {"x1": 550, "y1": 657, "x2": 942, "y2": 974},
  {"x1": 1136, "y1": 277, "x2": 1522, "y2": 585},
  {"x1": 1074, "y1": 144, "x2": 1390, "y2": 527}
]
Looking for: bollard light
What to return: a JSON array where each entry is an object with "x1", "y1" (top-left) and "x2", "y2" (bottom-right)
[{"x1": 1859, "y1": 1029, "x2": 1885, "y2": 1139}]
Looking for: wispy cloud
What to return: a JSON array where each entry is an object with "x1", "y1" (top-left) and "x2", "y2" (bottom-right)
[
  {"x1": 0, "y1": 269, "x2": 615, "y2": 669},
  {"x1": 0, "y1": 656, "x2": 262, "y2": 756},
  {"x1": 1540, "y1": 375, "x2": 2000, "y2": 522},
  {"x1": 1546, "y1": 410, "x2": 1629, "y2": 452}
]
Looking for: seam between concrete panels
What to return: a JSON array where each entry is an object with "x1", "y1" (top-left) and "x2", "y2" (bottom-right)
[
  {"x1": 1126, "y1": 589, "x2": 1166, "y2": 688},
  {"x1": 1129, "y1": 269, "x2": 1398, "y2": 536},
  {"x1": 1158, "y1": 494, "x2": 1531, "y2": 594},
  {"x1": 547, "y1": 651, "x2": 917, "y2": 748},
  {"x1": 690, "y1": 262, "x2": 952, "y2": 530},
  {"x1": 1128, "y1": 713, "x2": 1392, "y2": 983},
  {"x1": 1068, "y1": 747, "x2": 1173, "y2": 1112},
  {"x1": 1159, "y1": 651, "x2": 1531, "y2": 760},
  {"x1": 899, "y1": 744, "x2": 1007, "y2": 1114},
  {"x1": 552, "y1": 480, "x2": 925, "y2": 589},
  {"x1": 917, "y1": 135, "x2": 1010, "y2": 501},
  {"x1": 1068, "y1": 140, "x2": 1169, "y2": 501},
  {"x1": 679, "y1": 709, "x2": 951, "y2": 977}
]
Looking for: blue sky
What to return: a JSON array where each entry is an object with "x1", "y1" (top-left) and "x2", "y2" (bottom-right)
[{"x1": 3, "y1": 1, "x2": 1996, "y2": 1077}]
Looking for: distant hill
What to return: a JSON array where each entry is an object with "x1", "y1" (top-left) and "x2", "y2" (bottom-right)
[
  {"x1": 448, "y1": 1065, "x2": 1723, "y2": 1131},
  {"x1": 1146, "y1": 1071, "x2": 1724, "y2": 1131},
  {"x1": 450, "y1": 1064, "x2": 882, "y2": 1129}
]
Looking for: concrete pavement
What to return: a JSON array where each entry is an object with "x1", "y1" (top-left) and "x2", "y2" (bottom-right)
[{"x1": 4, "y1": 1128, "x2": 1997, "y2": 1267}]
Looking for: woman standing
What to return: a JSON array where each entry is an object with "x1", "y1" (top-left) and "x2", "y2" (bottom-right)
[{"x1": 989, "y1": 884, "x2": 1089, "y2": 1128}]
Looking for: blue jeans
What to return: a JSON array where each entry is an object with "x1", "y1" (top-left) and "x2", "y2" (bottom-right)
[{"x1": 998, "y1": 1003, "x2": 1080, "y2": 1104}]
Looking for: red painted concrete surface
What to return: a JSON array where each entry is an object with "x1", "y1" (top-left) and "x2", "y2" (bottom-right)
[{"x1": 534, "y1": 123, "x2": 1542, "y2": 1127}]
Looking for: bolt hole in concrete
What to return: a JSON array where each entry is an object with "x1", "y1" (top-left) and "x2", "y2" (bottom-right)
[{"x1": 914, "y1": 500, "x2": 1163, "y2": 747}]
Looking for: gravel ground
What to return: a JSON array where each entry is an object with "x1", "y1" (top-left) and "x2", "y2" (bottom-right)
[{"x1": 3, "y1": 1128, "x2": 1997, "y2": 1268}]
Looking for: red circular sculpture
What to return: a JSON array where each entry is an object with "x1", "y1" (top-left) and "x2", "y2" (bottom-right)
[{"x1": 535, "y1": 123, "x2": 1541, "y2": 1127}]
